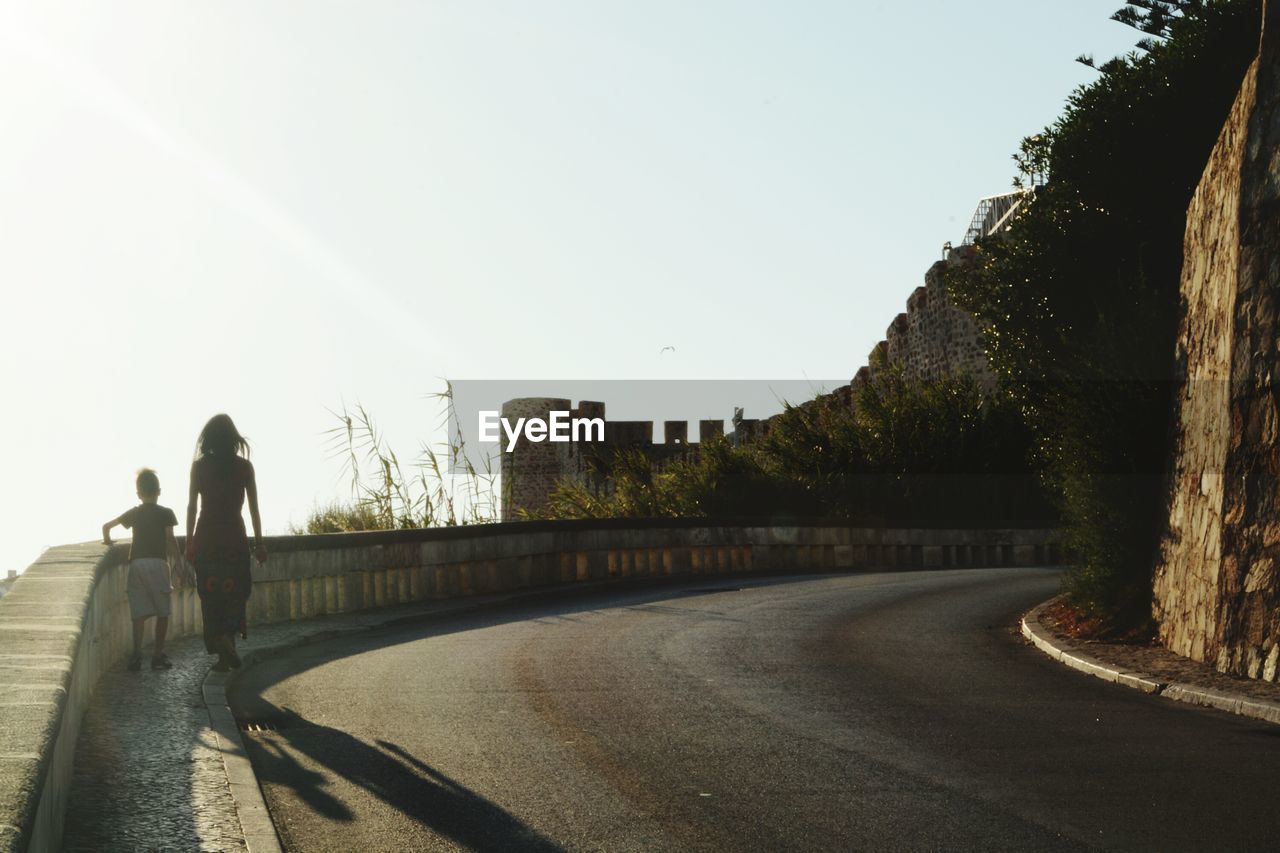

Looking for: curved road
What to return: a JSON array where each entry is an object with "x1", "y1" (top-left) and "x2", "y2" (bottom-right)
[{"x1": 229, "y1": 568, "x2": 1280, "y2": 851}]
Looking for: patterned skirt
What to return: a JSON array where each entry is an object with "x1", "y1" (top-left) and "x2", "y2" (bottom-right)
[{"x1": 195, "y1": 555, "x2": 252, "y2": 652}]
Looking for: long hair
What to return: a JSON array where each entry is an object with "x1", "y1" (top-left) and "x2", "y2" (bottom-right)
[{"x1": 195, "y1": 414, "x2": 251, "y2": 463}]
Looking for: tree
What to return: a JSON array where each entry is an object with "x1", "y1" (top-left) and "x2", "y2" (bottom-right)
[
  {"x1": 948, "y1": 0, "x2": 1261, "y2": 623},
  {"x1": 1078, "y1": 1, "x2": 1211, "y2": 67}
]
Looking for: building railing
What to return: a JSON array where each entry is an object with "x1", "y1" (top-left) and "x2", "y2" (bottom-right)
[{"x1": 961, "y1": 189, "x2": 1032, "y2": 246}]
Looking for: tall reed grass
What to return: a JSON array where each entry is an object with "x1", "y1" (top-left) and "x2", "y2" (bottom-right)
[{"x1": 290, "y1": 383, "x2": 501, "y2": 533}]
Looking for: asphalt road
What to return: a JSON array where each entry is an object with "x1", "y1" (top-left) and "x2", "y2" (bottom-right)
[{"x1": 229, "y1": 568, "x2": 1280, "y2": 852}]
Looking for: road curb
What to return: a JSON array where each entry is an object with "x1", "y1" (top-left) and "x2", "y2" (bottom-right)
[
  {"x1": 202, "y1": 665, "x2": 282, "y2": 853},
  {"x1": 1021, "y1": 597, "x2": 1280, "y2": 725}
]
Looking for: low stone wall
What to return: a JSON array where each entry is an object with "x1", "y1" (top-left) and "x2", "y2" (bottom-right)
[{"x1": 0, "y1": 520, "x2": 1061, "y2": 851}]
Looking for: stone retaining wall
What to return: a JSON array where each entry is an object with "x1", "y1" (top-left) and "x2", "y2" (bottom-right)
[
  {"x1": 0, "y1": 520, "x2": 1061, "y2": 851},
  {"x1": 1154, "y1": 3, "x2": 1280, "y2": 679}
]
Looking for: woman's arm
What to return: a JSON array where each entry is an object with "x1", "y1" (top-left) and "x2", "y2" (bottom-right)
[
  {"x1": 246, "y1": 461, "x2": 267, "y2": 564},
  {"x1": 165, "y1": 527, "x2": 180, "y2": 565},
  {"x1": 185, "y1": 461, "x2": 200, "y2": 561},
  {"x1": 165, "y1": 527, "x2": 192, "y2": 586}
]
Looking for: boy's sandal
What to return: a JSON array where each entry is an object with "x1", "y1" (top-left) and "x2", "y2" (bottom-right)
[
  {"x1": 127, "y1": 653, "x2": 143, "y2": 672},
  {"x1": 150, "y1": 654, "x2": 173, "y2": 670},
  {"x1": 211, "y1": 658, "x2": 232, "y2": 673}
]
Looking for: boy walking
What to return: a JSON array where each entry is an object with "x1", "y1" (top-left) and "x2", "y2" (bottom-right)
[{"x1": 103, "y1": 468, "x2": 184, "y2": 671}]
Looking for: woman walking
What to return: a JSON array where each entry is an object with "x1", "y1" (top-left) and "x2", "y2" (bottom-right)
[{"x1": 185, "y1": 414, "x2": 267, "y2": 671}]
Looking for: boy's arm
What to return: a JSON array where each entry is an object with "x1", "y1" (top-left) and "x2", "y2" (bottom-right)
[{"x1": 102, "y1": 516, "x2": 122, "y2": 546}]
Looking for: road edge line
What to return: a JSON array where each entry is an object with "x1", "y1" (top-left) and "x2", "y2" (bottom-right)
[{"x1": 1021, "y1": 597, "x2": 1280, "y2": 724}]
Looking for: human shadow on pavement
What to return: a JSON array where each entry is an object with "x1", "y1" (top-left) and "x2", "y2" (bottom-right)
[{"x1": 243, "y1": 702, "x2": 563, "y2": 852}]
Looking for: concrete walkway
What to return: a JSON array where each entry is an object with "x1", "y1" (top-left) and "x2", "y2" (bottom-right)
[
  {"x1": 62, "y1": 594, "x2": 529, "y2": 852},
  {"x1": 64, "y1": 629, "x2": 249, "y2": 853}
]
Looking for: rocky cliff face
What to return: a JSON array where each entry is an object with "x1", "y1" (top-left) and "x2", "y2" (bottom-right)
[{"x1": 1155, "y1": 2, "x2": 1280, "y2": 678}]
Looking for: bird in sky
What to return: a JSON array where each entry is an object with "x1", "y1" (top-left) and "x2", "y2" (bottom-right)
[{"x1": 659, "y1": 346, "x2": 676, "y2": 355}]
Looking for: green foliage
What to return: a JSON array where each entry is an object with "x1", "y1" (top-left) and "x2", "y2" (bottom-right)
[
  {"x1": 947, "y1": 0, "x2": 1260, "y2": 622},
  {"x1": 536, "y1": 370, "x2": 1051, "y2": 526},
  {"x1": 1011, "y1": 135, "x2": 1050, "y2": 189},
  {"x1": 761, "y1": 368, "x2": 1049, "y2": 522},
  {"x1": 534, "y1": 447, "x2": 716, "y2": 519},
  {"x1": 1079, "y1": 1, "x2": 1210, "y2": 68},
  {"x1": 287, "y1": 501, "x2": 385, "y2": 535},
  {"x1": 1113, "y1": 1, "x2": 1206, "y2": 39}
]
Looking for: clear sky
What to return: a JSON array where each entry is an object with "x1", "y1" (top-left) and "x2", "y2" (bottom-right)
[{"x1": 0, "y1": 1, "x2": 1140, "y2": 574}]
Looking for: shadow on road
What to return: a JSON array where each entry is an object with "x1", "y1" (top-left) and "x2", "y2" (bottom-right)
[{"x1": 244, "y1": 702, "x2": 564, "y2": 851}]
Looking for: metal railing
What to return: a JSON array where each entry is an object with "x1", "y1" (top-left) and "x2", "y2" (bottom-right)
[{"x1": 961, "y1": 190, "x2": 1031, "y2": 246}]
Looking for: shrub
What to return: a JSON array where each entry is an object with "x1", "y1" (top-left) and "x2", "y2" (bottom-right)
[
  {"x1": 535, "y1": 369, "x2": 1051, "y2": 526},
  {"x1": 288, "y1": 501, "x2": 386, "y2": 534}
]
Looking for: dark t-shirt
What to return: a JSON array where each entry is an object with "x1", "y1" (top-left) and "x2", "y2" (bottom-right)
[{"x1": 119, "y1": 503, "x2": 179, "y2": 561}]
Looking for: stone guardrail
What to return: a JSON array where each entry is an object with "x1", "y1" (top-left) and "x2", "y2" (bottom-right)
[{"x1": 0, "y1": 519, "x2": 1061, "y2": 851}]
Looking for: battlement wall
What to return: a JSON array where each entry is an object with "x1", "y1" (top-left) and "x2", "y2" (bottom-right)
[
  {"x1": 859, "y1": 255, "x2": 993, "y2": 390},
  {"x1": 499, "y1": 398, "x2": 731, "y2": 518},
  {"x1": 498, "y1": 246, "x2": 996, "y2": 519}
]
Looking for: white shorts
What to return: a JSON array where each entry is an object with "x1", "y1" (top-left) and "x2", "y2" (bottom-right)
[{"x1": 127, "y1": 558, "x2": 172, "y2": 620}]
